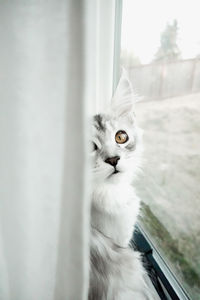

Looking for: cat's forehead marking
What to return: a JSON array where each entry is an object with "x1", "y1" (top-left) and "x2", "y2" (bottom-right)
[{"x1": 94, "y1": 114, "x2": 105, "y2": 132}]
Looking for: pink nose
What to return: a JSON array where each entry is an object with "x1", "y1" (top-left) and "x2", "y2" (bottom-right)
[{"x1": 105, "y1": 156, "x2": 120, "y2": 167}]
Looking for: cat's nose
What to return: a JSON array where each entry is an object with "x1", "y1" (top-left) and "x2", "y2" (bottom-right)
[{"x1": 105, "y1": 156, "x2": 120, "y2": 167}]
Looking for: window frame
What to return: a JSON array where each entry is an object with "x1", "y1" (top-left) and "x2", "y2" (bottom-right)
[
  {"x1": 112, "y1": 0, "x2": 123, "y2": 92},
  {"x1": 132, "y1": 225, "x2": 190, "y2": 300}
]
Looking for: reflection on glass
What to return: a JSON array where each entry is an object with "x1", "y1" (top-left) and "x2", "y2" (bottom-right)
[{"x1": 121, "y1": 0, "x2": 200, "y2": 299}]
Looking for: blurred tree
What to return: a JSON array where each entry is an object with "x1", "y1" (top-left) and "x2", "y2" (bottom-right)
[
  {"x1": 121, "y1": 49, "x2": 141, "y2": 68},
  {"x1": 154, "y1": 20, "x2": 181, "y2": 62}
]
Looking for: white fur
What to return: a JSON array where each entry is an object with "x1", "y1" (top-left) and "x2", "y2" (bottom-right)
[
  {"x1": 91, "y1": 73, "x2": 142, "y2": 246},
  {"x1": 92, "y1": 183, "x2": 140, "y2": 247},
  {"x1": 89, "y1": 71, "x2": 158, "y2": 299}
]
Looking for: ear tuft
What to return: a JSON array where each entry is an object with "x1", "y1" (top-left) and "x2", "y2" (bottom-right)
[{"x1": 110, "y1": 68, "x2": 137, "y2": 117}]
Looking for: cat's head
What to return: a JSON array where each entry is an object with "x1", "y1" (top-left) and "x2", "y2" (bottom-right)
[{"x1": 91, "y1": 71, "x2": 143, "y2": 185}]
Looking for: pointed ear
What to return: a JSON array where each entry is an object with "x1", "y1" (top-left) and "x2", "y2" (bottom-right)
[{"x1": 110, "y1": 69, "x2": 137, "y2": 117}]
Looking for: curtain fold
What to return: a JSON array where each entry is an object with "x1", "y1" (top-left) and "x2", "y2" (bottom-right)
[
  {"x1": 54, "y1": 1, "x2": 89, "y2": 299},
  {"x1": 0, "y1": 1, "x2": 116, "y2": 299}
]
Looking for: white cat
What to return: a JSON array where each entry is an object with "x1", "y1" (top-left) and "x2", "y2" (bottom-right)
[{"x1": 89, "y1": 72, "x2": 158, "y2": 300}]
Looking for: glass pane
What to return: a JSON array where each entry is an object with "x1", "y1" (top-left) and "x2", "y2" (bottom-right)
[{"x1": 121, "y1": 1, "x2": 200, "y2": 299}]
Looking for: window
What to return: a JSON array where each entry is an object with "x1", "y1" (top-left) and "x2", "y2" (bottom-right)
[{"x1": 120, "y1": 1, "x2": 200, "y2": 299}]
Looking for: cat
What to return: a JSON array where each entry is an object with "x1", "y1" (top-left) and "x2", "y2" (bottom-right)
[{"x1": 88, "y1": 71, "x2": 158, "y2": 300}]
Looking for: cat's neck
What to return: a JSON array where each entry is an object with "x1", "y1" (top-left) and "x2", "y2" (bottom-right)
[{"x1": 91, "y1": 182, "x2": 140, "y2": 247}]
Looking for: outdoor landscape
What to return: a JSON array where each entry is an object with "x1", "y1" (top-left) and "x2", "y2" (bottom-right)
[
  {"x1": 121, "y1": 3, "x2": 200, "y2": 297},
  {"x1": 135, "y1": 93, "x2": 200, "y2": 299}
]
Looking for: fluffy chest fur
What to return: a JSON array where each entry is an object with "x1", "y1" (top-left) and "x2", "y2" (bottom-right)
[{"x1": 91, "y1": 183, "x2": 140, "y2": 247}]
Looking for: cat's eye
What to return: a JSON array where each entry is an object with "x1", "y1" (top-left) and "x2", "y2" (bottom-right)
[
  {"x1": 115, "y1": 130, "x2": 129, "y2": 144},
  {"x1": 93, "y1": 142, "x2": 98, "y2": 151}
]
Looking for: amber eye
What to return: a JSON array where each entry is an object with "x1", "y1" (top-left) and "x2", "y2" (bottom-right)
[{"x1": 115, "y1": 130, "x2": 129, "y2": 144}]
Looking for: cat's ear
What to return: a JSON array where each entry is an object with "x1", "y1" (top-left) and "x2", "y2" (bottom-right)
[{"x1": 110, "y1": 69, "x2": 137, "y2": 117}]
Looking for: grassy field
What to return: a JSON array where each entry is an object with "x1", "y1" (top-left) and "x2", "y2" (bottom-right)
[{"x1": 135, "y1": 93, "x2": 200, "y2": 299}]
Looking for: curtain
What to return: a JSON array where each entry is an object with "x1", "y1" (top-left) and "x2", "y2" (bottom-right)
[{"x1": 0, "y1": 1, "x2": 116, "y2": 300}]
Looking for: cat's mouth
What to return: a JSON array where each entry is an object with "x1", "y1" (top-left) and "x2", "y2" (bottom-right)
[
  {"x1": 113, "y1": 169, "x2": 119, "y2": 174},
  {"x1": 107, "y1": 168, "x2": 120, "y2": 178},
  {"x1": 112, "y1": 168, "x2": 119, "y2": 175}
]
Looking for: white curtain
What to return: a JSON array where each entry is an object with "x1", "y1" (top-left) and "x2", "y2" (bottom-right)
[{"x1": 0, "y1": 1, "x2": 116, "y2": 300}]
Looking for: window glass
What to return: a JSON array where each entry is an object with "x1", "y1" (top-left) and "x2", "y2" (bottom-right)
[{"x1": 121, "y1": 1, "x2": 200, "y2": 299}]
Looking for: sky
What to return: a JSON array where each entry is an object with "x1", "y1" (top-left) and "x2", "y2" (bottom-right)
[{"x1": 121, "y1": 0, "x2": 200, "y2": 64}]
